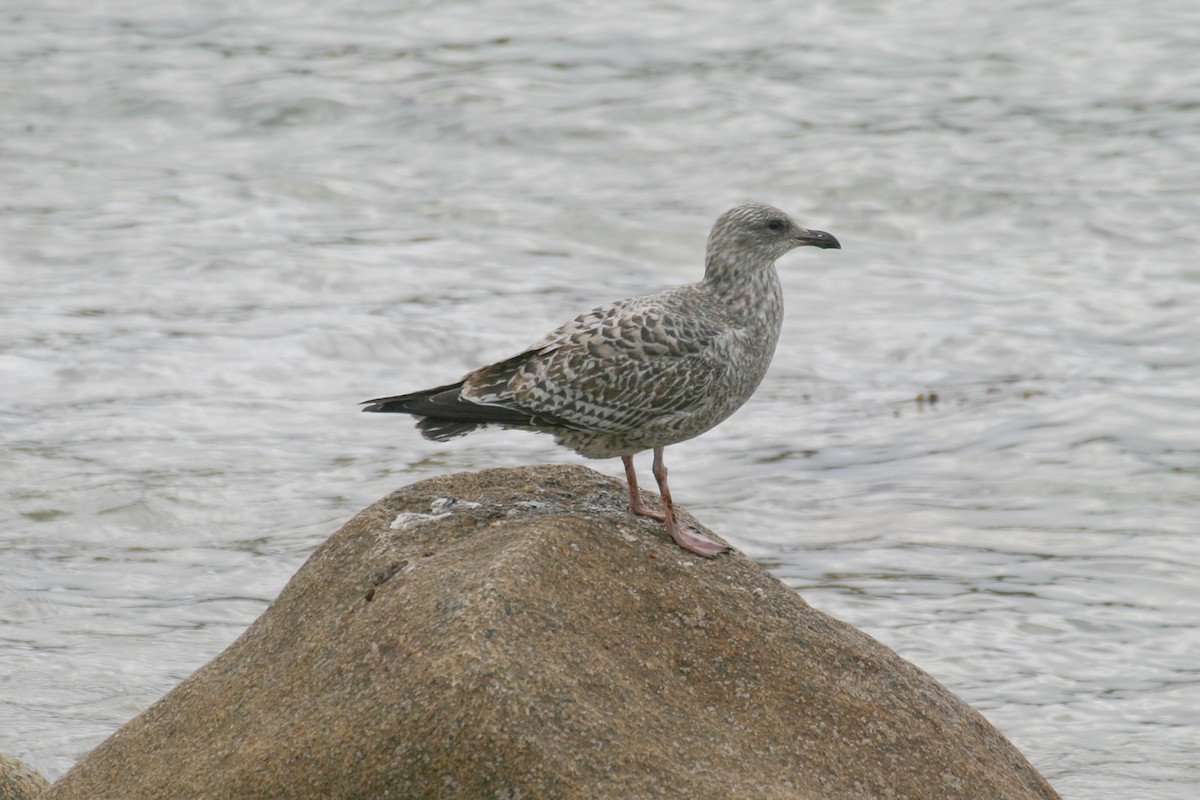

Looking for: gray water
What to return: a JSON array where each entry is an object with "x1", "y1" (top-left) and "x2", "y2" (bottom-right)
[{"x1": 2, "y1": 0, "x2": 1198, "y2": 795}]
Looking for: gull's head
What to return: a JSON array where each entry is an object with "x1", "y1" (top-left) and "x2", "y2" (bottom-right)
[{"x1": 706, "y1": 203, "x2": 840, "y2": 268}]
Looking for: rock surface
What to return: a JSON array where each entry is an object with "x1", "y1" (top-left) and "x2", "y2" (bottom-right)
[
  {"x1": 0, "y1": 753, "x2": 49, "y2": 800},
  {"x1": 44, "y1": 465, "x2": 1061, "y2": 800}
]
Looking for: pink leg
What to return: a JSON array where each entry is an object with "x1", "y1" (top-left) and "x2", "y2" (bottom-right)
[
  {"x1": 649, "y1": 447, "x2": 728, "y2": 558},
  {"x1": 622, "y1": 454, "x2": 665, "y2": 521}
]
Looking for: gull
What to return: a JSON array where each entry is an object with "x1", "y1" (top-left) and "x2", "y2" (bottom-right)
[{"x1": 363, "y1": 203, "x2": 840, "y2": 557}]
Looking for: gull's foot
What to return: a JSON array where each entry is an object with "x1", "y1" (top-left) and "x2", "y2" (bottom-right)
[
  {"x1": 629, "y1": 503, "x2": 666, "y2": 523},
  {"x1": 666, "y1": 521, "x2": 729, "y2": 558}
]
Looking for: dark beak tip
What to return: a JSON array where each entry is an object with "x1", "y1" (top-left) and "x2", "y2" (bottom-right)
[{"x1": 798, "y1": 230, "x2": 841, "y2": 250}]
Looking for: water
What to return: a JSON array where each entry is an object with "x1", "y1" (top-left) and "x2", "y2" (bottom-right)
[{"x1": 2, "y1": 1, "x2": 1198, "y2": 795}]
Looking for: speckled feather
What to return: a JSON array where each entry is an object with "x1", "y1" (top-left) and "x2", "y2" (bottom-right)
[{"x1": 364, "y1": 204, "x2": 839, "y2": 459}]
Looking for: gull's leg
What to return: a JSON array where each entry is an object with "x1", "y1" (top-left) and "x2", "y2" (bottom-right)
[
  {"x1": 650, "y1": 447, "x2": 728, "y2": 558},
  {"x1": 622, "y1": 454, "x2": 665, "y2": 521}
]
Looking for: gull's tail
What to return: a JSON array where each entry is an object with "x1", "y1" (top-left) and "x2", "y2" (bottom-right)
[{"x1": 361, "y1": 381, "x2": 553, "y2": 442}]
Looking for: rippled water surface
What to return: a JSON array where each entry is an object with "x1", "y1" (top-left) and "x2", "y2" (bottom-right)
[{"x1": 2, "y1": 1, "x2": 1198, "y2": 795}]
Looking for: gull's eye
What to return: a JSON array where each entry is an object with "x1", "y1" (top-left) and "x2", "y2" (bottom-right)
[{"x1": 767, "y1": 219, "x2": 785, "y2": 231}]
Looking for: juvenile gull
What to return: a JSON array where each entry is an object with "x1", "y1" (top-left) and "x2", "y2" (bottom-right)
[{"x1": 362, "y1": 203, "x2": 840, "y2": 557}]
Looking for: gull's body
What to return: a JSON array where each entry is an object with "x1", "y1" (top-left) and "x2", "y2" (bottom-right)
[{"x1": 363, "y1": 203, "x2": 840, "y2": 556}]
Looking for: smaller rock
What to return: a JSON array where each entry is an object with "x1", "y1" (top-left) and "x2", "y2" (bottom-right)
[{"x1": 0, "y1": 754, "x2": 50, "y2": 800}]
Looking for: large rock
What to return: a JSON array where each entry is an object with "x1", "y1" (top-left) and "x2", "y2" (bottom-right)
[{"x1": 45, "y1": 465, "x2": 1060, "y2": 799}]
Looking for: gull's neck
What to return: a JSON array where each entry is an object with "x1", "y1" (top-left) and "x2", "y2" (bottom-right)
[{"x1": 702, "y1": 247, "x2": 784, "y2": 326}]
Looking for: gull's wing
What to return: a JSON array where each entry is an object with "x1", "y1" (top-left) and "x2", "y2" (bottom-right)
[{"x1": 462, "y1": 291, "x2": 735, "y2": 435}]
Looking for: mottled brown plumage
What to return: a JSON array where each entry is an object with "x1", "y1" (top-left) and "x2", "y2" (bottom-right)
[{"x1": 364, "y1": 203, "x2": 840, "y2": 556}]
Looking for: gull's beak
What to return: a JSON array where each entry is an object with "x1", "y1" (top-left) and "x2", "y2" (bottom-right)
[{"x1": 794, "y1": 229, "x2": 841, "y2": 250}]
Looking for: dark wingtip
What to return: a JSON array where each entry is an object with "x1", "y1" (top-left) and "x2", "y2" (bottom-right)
[{"x1": 361, "y1": 396, "x2": 413, "y2": 413}]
